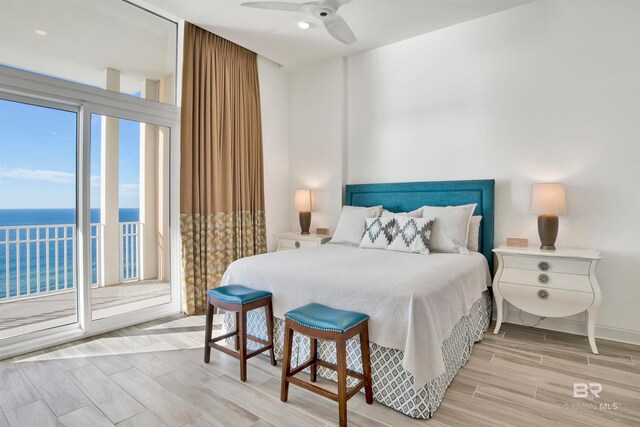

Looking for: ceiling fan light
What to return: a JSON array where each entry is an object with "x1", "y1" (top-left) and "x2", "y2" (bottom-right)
[{"x1": 297, "y1": 21, "x2": 310, "y2": 30}]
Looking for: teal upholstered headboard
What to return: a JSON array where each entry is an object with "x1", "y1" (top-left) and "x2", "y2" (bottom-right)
[{"x1": 344, "y1": 179, "x2": 495, "y2": 272}]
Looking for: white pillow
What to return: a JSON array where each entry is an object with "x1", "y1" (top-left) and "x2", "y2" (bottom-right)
[
  {"x1": 467, "y1": 216, "x2": 482, "y2": 252},
  {"x1": 387, "y1": 217, "x2": 434, "y2": 254},
  {"x1": 331, "y1": 205, "x2": 383, "y2": 246},
  {"x1": 380, "y1": 207, "x2": 424, "y2": 218},
  {"x1": 359, "y1": 217, "x2": 396, "y2": 249},
  {"x1": 421, "y1": 204, "x2": 477, "y2": 255}
]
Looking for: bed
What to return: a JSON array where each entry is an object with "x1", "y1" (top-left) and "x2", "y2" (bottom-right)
[{"x1": 220, "y1": 179, "x2": 495, "y2": 419}]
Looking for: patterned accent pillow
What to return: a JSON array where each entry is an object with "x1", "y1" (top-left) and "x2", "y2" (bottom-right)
[
  {"x1": 387, "y1": 217, "x2": 434, "y2": 254},
  {"x1": 359, "y1": 217, "x2": 397, "y2": 249}
]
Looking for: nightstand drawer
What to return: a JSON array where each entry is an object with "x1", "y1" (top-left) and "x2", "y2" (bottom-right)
[
  {"x1": 502, "y1": 255, "x2": 590, "y2": 275},
  {"x1": 501, "y1": 268, "x2": 593, "y2": 293},
  {"x1": 278, "y1": 239, "x2": 318, "y2": 250},
  {"x1": 499, "y1": 283, "x2": 594, "y2": 317}
]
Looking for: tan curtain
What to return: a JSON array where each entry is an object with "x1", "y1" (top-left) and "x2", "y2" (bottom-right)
[{"x1": 180, "y1": 22, "x2": 267, "y2": 315}]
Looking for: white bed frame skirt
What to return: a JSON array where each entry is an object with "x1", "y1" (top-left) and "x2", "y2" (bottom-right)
[{"x1": 222, "y1": 290, "x2": 491, "y2": 419}]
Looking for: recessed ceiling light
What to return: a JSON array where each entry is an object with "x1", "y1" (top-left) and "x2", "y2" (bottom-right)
[
  {"x1": 297, "y1": 21, "x2": 310, "y2": 30},
  {"x1": 35, "y1": 29, "x2": 47, "y2": 36}
]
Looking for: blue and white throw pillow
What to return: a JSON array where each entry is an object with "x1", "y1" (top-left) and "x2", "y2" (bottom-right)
[
  {"x1": 387, "y1": 217, "x2": 434, "y2": 254},
  {"x1": 359, "y1": 217, "x2": 397, "y2": 249}
]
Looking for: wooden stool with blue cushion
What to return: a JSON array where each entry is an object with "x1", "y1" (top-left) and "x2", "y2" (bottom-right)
[
  {"x1": 280, "y1": 303, "x2": 373, "y2": 427},
  {"x1": 204, "y1": 285, "x2": 276, "y2": 382}
]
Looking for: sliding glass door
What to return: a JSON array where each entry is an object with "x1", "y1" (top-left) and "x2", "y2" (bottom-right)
[
  {"x1": 0, "y1": 68, "x2": 180, "y2": 357},
  {"x1": 89, "y1": 113, "x2": 171, "y2": 320},
  {"x1": 0, "y1": 96, "x2": 80, "y2": 340}
]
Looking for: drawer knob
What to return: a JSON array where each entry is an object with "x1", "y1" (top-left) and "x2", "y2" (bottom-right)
[
  {"x1": 295, "y1": 241, "x2": 301, "y2": 248},
  {"x1": 538, "y1": 261, "x2": 550, "y2": 271},
  {"x1": 538, "y1": 273, "x2": 549, "y2": 284},
  {"x1": 537, "y1": 289, "x2": 549, "y2": 299}
]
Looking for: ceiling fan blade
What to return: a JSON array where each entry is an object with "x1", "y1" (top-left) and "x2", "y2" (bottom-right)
[
  {"x1": 323, "y1": 0, "x2": 351, "y2": 10},
  {"x1": 240, "y1": 2, "x2": 312, "y2": 12},
  {"x1": 323, "y1": 15, "x2": 356, "y2": 45}
]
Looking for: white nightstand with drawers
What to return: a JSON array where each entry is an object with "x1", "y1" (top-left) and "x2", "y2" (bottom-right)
[
  {"x1": 276, "y1": 232, "x2": 332, "y2": 251},
  {"x1": 492, "y1": 245, "x2": 602, "y2": 354}
]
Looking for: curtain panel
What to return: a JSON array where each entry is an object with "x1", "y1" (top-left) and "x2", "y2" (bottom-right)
[{"x1": 180, "y1": 22, "x2": 267, "y2": 315}]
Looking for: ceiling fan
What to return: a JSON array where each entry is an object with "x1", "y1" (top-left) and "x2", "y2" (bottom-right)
[{"x1": 240, "y1": 0, "x2": 356, "y2": 45}]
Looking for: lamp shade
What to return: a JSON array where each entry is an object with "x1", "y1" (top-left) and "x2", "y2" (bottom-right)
[
  {"x1": 530, "y1": 183, "x2": 567, "y2": 215},
  {"x1": 294, "y1": 189, "x2": 312, "y2": 212}
]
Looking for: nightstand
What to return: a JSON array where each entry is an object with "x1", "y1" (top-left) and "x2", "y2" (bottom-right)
[
  {"x1": 276, "y1": 232, "x2": 332, "y2": 251},
  {"x1": 492, "y1": 245, "x2": 602, "y2": 354}
]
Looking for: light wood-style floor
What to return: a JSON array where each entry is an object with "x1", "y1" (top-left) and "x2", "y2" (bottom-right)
[{"x1": 1, "y1": 315, "x2": 638, "y2": 427}]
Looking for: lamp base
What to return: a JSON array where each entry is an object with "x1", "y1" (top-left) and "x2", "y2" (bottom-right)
[
  {"x1": 538, "y1": 215, "x2": 559, "y2": 250},
  {"x1": 299, "y1": 211, "x2": 311, "y2": 235}
]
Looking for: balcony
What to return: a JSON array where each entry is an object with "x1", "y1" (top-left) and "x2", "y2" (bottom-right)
[{"x1": 0, "y1": 221, "x2": 170, "y2": 340}]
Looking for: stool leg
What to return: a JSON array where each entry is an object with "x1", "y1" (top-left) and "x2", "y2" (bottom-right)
[
  {"x1": 280, "y1": 320, "x2": 294, "y2": 402},
  {"x1": 265, "y1": 300, "x2": 277, "y2": 366},
  {"x1": 337, "y1": 337, "x2": 348, "y2": 427},
  {"x1": 310, "y1": 338, "x2": 317, "y2": 382},
  {"x1": 239, "y1": 306, "x2": 247, "y2": 382},
  {"x1": 234, "y1": 312, "x2": 240, "y2": 351},
  {"x1": 360, "y1": 324, "x2": 373, "y2": 404},
  {"x1": 204, "y1": 296, "x2": 213, "y2": 364}
]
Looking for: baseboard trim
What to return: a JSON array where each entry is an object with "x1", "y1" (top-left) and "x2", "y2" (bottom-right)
[{"x1": 492, "y1": 309, "x2": 640, "y2": 346}]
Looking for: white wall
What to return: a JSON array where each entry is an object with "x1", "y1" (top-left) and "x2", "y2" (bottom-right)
[
  {"x1": 344, "y1": 0, "x2": 640, "y2": 340},
  {"x1": 258, "y1": 56, "x2": 291, "y2": 251},
  {"x1": 289, "y1": 57, "x2": 346, "y2": 233}
]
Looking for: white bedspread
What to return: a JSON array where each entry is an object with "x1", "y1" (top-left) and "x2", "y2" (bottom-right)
[{"x1": 220, "y1": 244, "x2": 491, "y2": 389}]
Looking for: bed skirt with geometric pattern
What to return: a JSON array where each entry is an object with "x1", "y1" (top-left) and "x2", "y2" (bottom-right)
[{"x1": 223, "y1": 290, "x2": 491, "y2": 419}]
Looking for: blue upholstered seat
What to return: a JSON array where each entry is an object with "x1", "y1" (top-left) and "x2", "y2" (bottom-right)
[
  {"x1": 285, "y1": 303, "x2": 369, "y2": 333},
  {"x1": 207, "y1": 285, "x2": 272, "y2": 305}
]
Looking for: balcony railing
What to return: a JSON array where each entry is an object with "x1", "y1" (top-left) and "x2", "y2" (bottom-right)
[
  {"x1": 0, "y1": 222, "x2": 141, "y2": 302},
  {"x1": 119, "y1": 222, "x2": 140, "y2": 282}
]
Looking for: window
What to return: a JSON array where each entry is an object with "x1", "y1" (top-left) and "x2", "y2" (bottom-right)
[{"x1": 0, "y1": 4, "x2": 180, "y2": 356}]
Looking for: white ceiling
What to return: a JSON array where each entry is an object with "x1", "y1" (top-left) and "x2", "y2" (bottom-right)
[
  {"x1": 145, "y1": 0, "x2": 532, "y2": 69},
  {"x1": 0, "y1": 0, "x2": 533, "y2": 88}
]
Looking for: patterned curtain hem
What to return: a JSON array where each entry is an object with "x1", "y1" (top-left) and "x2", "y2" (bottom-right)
[{"x1": 180, "y1": 211, "x2": 266, "y2": 315}]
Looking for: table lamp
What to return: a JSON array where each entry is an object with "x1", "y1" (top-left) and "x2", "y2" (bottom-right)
[
  {"x1": 530, "y1": 183, "x2": 567, "y2": 250},
  {"x1": 295, "y1": 189, "x2": 312, "y2": 235}
]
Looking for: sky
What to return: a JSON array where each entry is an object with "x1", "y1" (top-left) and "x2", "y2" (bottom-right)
[{"x1": 0, "y1": 98, "x2": 140, "y2": 209}]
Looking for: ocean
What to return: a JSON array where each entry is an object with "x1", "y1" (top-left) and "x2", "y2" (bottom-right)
[{"x1": 0, "y1": 208, "x2": 139, "y2": 300}]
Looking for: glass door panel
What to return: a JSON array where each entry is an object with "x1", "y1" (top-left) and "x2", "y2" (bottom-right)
[
  {"x1": 90, "y1": 113, "x2": 171, "y2": 320},
  {"x1": 0, "y1": 98, "x2": 78, "y2": 340}
]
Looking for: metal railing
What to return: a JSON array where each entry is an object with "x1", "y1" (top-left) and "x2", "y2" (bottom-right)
[
  {"x1": 0, "y1": 222, "x2": 141, "y2": 302},
  {"x1": 119, "y1": 222, "x2": 140, "y2": 282}
]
